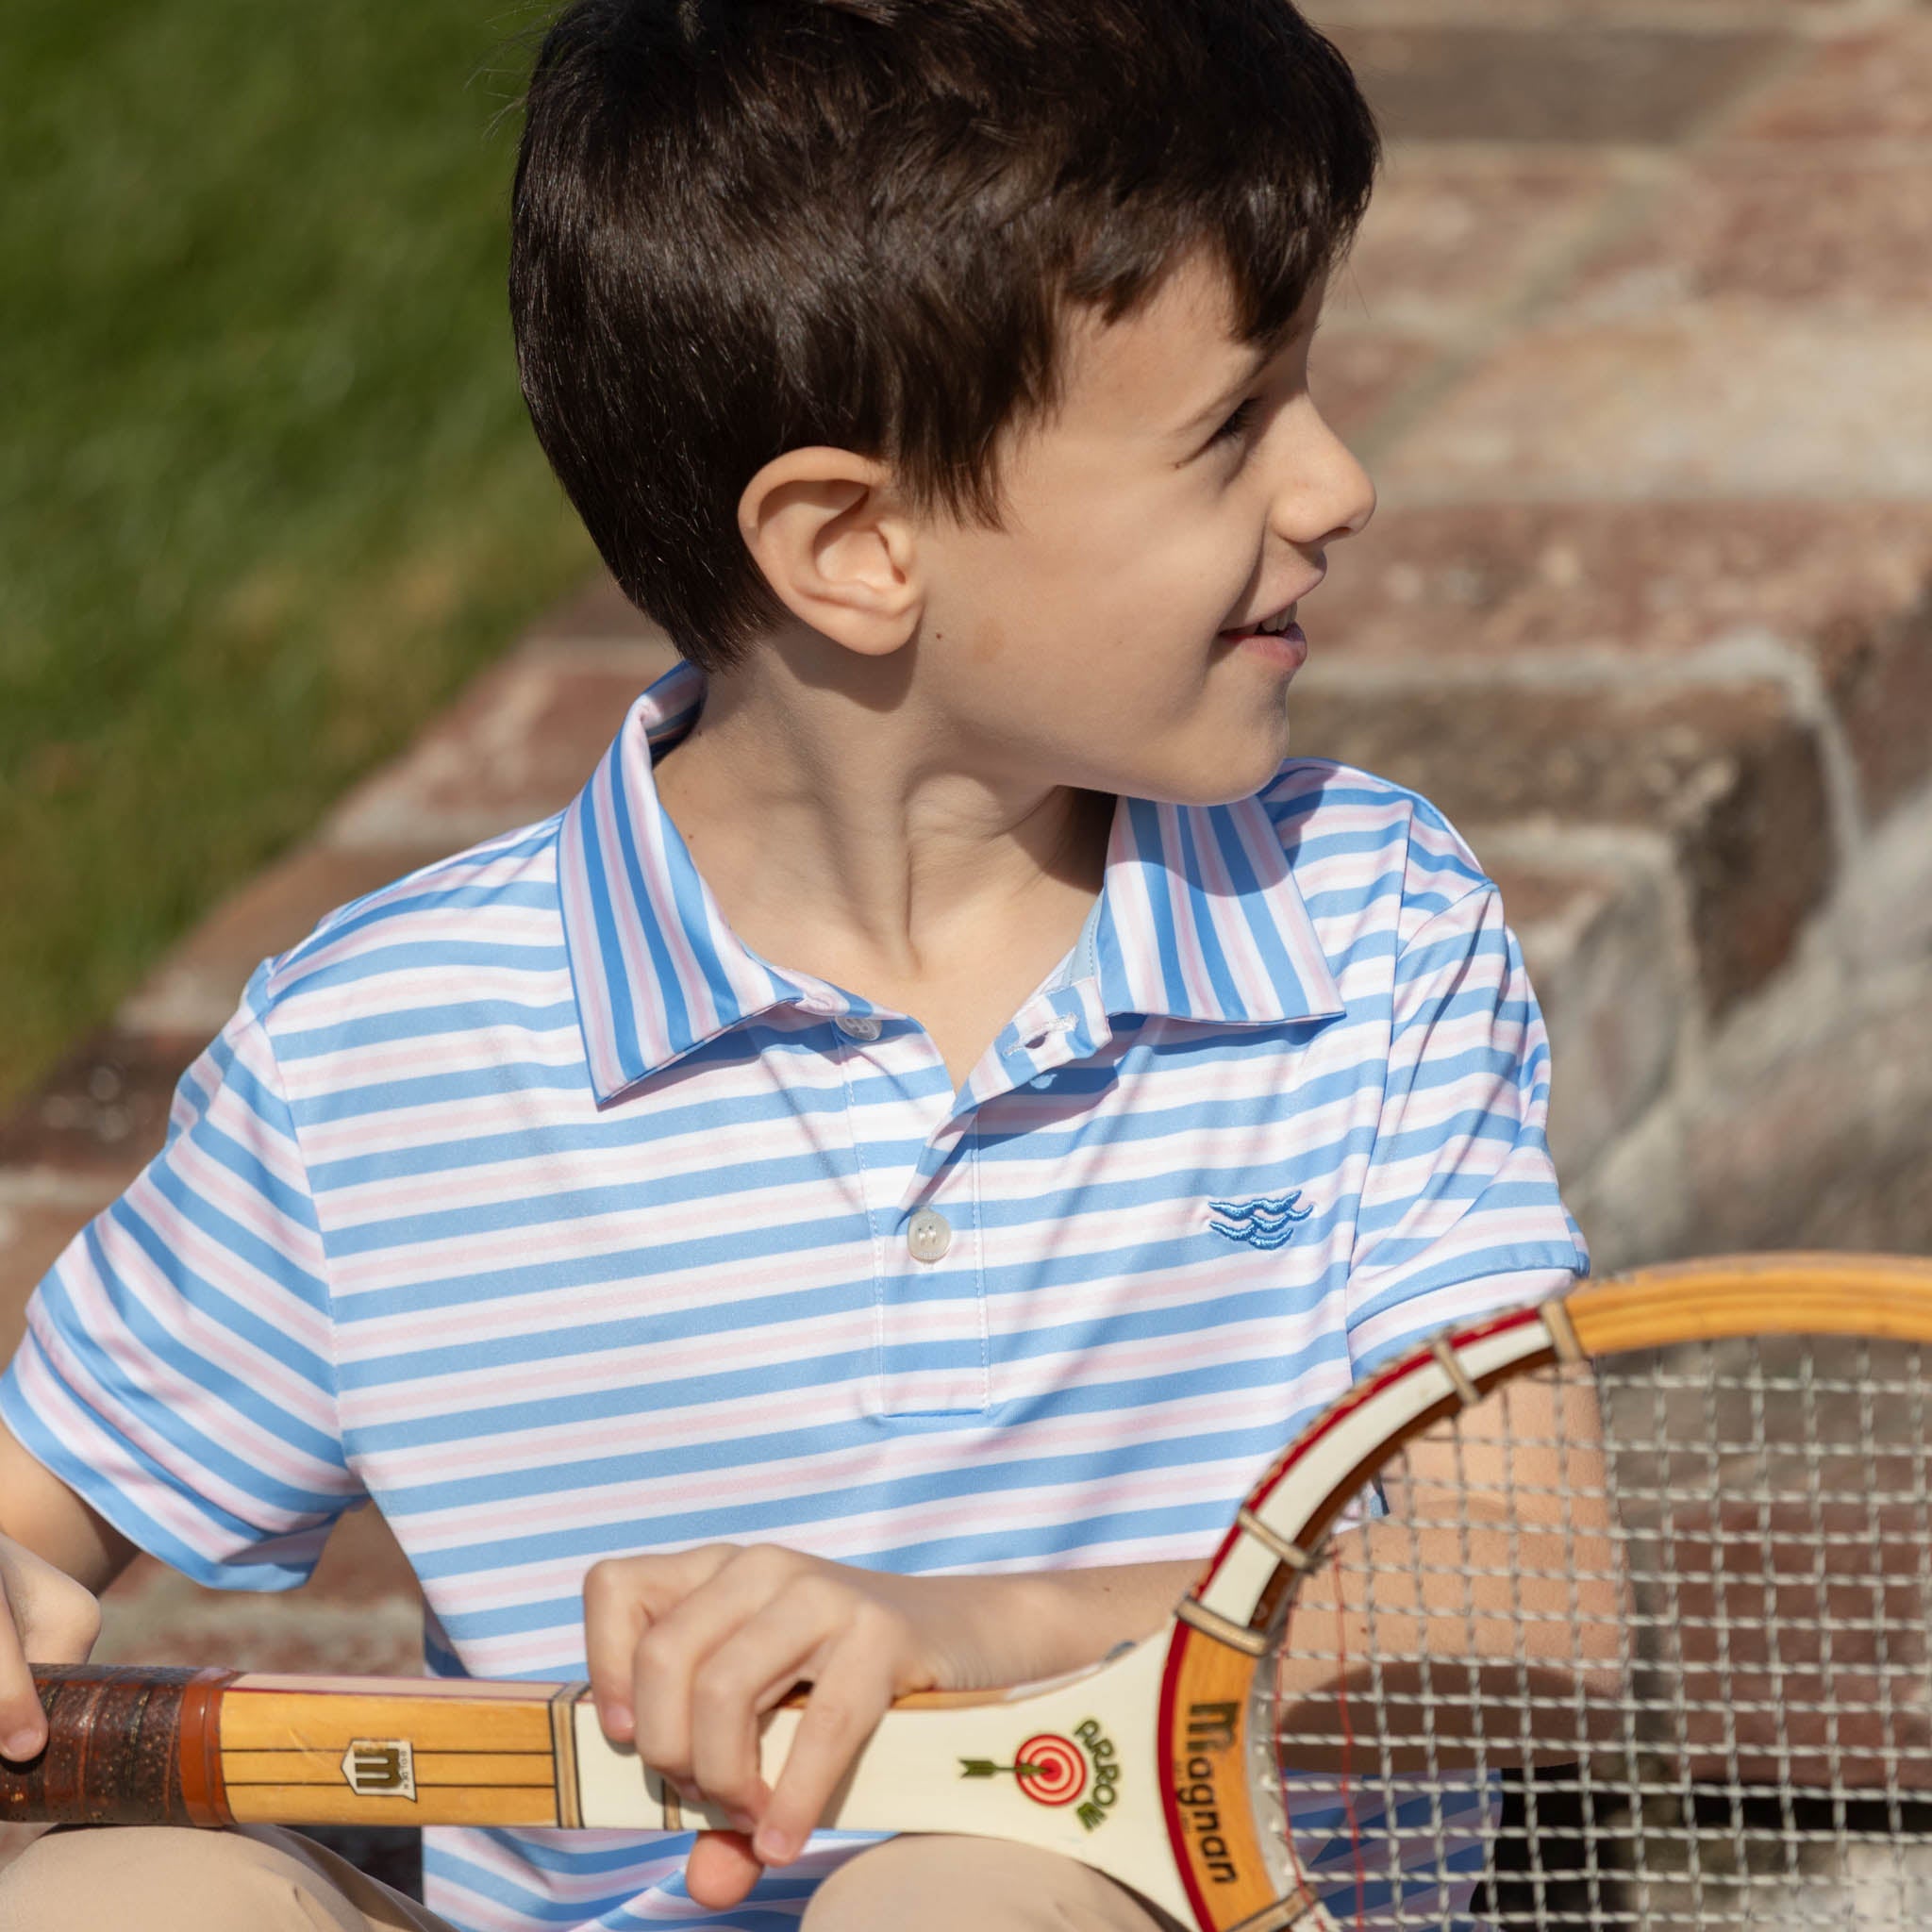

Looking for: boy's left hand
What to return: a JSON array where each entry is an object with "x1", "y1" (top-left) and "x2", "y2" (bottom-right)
[{"x1": 581, "y1": 1542, "x2": 1193, "y2": 1910}]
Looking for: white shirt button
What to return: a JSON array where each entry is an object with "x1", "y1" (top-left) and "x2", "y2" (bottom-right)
[
  {"x1": 907, "y1": 1209, "x2": 952, "y2": 1264},
  {"x1": 835, "y1": 1012, "x2": 882, "y2": 1042}
]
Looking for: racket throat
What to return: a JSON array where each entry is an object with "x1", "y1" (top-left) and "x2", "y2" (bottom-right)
[{"x1": 576, "y1": 1637, "x2": 1196, "y2": 1920}]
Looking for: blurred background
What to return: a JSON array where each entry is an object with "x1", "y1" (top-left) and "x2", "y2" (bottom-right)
[
  {"x1": 2, "y1": 0, "x2": 1930, "y2": 1889},
  {"x1": 0, "y1": 1, "x2": 593, "y2": 1105}
]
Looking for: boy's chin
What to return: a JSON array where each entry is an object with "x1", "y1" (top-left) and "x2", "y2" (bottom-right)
[{"x1": 1120, "y1": 727, "x2": 1295, "y2": 808}]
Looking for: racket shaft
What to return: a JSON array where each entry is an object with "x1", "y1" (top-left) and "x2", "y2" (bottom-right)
[{"x1": 9, "y1": 1649, "x2": 1191, "y2": 1916}]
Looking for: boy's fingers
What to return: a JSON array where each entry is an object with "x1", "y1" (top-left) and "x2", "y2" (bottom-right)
[
  {"x1": 684, "y1": 1829, "x2": 765, "y2": 1912},
  {"x1": 582, "y1": 1543, "x2": 739, "y2": 1741},
  {"x1": 752, "y1": 1632, "x2": 897, "y2": 1866},
  {"x1": 0, "y1": 1551, "x2": 101, "y2": 1760},
  {"x1": 627, "y1": 1546, "x2": 811, "y2": 1783},
  {"x1": 684, "y1": 1595, "x2": 830, "y2": 1812},
  {"x1": 0, "y1": 1623, "x2": 45, "y2": 1761},
  {"x1": 582, "y1": 1560, "x2": 649, "y2": 1740}
]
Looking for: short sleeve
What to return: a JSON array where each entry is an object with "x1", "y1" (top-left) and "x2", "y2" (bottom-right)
[
  {"x1": 0, "y1": 969, "x2": 360, "y2": 1589},
  {"x1": 1345, "y1": 883, "x2": 1589, "y2": 1374}
]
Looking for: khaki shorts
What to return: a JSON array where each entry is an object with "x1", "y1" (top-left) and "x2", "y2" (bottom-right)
[{"x1": 0, "y1": 1824, "x2": 1179, "y2": 1930}]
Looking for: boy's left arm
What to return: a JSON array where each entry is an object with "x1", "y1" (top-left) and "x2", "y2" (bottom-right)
[
  {"x1": 1342, "y1": 872, "x2": 1588, "y2": 1373},
  {"x1": 583, "y1": 1546, "x2": 1198, "y2": 1907}
]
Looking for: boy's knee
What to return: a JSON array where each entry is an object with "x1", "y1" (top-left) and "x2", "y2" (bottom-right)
[
  {"x1": 800, "y1": 1836, "x2": 1172, "y2": 1932},
  {"x1": 0, "y1": 1825, "x2": 358, "y2": 1932}
]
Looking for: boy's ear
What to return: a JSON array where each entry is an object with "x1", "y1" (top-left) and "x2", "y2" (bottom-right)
[{"x1": 737, "y1": 448, "x2": 924, "y2": 657}]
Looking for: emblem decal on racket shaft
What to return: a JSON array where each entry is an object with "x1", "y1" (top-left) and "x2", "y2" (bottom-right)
[
  {"x1": 958, "y1": 1719, "x2": 1120, "y2": 1830},
  {"x1": 341, "y1": 1738, "x2": 416, "y2": 1801}
]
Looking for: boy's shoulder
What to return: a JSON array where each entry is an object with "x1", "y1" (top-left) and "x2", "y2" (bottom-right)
[
  {"x1": 243, "y1": 812, "x2": 571, "y2": 1032},
  {"x1": 1257, "y1": 756, "x2": 1496, "y2": 949}
]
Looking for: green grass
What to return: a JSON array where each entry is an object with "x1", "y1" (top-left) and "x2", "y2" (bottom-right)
[{"x1": 0, "y1": 0, "x2": 597, "y2": 1105}]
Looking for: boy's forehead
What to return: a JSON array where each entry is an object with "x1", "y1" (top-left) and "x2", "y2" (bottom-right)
[{"x1": 1056, "y1": 254, "x2": 1318, "y2": 438}]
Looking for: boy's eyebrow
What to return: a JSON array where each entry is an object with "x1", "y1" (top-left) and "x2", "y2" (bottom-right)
[
  {"x1": 1172, "y1": 302, "x2": 1324, "y2": 441},
  {"x1": 1174, "y1": 345, "x2": 1274, "y2": 438}
]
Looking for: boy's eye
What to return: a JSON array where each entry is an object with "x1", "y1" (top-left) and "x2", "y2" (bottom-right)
[{"x1": 1209, "y1": 397, "x2": 1260, "y2": 450}]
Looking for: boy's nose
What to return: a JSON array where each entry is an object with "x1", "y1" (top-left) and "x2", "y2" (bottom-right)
[
  {"x1": 1273, "y1": 405, "x2": 1376, "y2": 549},
  {"x1": 1324, "y1": 433, "x2": 1377, "y2": 543}
]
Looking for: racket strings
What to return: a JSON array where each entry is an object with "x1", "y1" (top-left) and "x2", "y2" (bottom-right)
[{"x1": 1258, "y1": 1341, "x2": 1932, "y2": 1929}]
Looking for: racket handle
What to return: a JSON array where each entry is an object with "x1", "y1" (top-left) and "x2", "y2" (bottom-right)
[
  {"x1": 11, "y1": 1664, "x2": 593, "y2": 1831},
  {"x1": 3, "y1": 1665, "x2": 237, "y2": 1827}
]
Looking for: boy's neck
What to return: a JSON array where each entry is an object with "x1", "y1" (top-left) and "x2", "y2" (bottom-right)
[{"x1": 650, "y1": 649, "x2": 1113, "y2": 1011}]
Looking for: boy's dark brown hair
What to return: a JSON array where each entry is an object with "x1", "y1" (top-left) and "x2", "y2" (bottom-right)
[{"x1": 510, "y1": 0, "x2": 1378, "y2": 671}]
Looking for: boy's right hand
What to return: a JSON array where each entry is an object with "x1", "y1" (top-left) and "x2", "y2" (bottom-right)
[{"x1": 0, "y1": 1532, "x2": 101, "y2": 1761}]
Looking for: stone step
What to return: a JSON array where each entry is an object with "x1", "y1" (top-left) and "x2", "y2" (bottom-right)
[
  {"x1": 1486, "y1": 852, "x2": 1682, "y2": 1178},
  {"x1": 1294, "y1": 666, "x2": 1831, "y2": 1017},
  {"x1": 1310, "y1": 503, "x2": 1932, "y2": 828}
]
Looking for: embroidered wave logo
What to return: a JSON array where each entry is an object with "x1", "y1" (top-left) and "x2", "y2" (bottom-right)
[{"x1": 1207, "y1": 1191, "x2": 1314, "y2": 1251}]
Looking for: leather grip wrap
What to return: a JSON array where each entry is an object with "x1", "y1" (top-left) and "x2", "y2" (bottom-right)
[{"x1": 3, "y1": 1665, "x2": 237, "y2": 1827}]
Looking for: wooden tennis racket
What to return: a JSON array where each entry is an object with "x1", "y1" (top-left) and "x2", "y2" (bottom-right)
[{"x1": 11, "y1": 1250, "x2": 1932, "y2": 1930}]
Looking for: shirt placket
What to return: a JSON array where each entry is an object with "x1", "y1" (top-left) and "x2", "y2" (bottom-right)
[
  {"x1": 827, "y1": 981, "x2": 1110, "y2": 1420},
  {"x1": 875, "y1": 1108, "x2": 987, "y2": 1418},
  {"x1": 871, "y1": 984, "x2": 1112, "y2": 1418},
  {"x1": 808, "y1": 1004, "x2": 976, "y2": 1419}
]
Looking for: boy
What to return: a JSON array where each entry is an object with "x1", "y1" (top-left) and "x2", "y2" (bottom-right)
[{"x1": 0, "y1": 0, "x2": 1590, "y2": 1926}]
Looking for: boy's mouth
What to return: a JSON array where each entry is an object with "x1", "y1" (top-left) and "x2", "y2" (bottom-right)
[
  {"x1": 1218, "y1": 601, "x2": 1300, "y2": 641},
  {"x1": 1219, "y1": 599, "x2": 1308, "y2": 672},
  {"x1": 1218, "y1": 567, "x2": 1322, "y2": 641}
]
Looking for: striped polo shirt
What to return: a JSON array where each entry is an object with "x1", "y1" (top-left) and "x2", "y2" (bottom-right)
[{"x1": 3, "y1": 661, "x2": 1587, "y2": 1930}]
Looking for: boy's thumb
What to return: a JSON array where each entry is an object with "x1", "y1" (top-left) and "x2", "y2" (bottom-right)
[{"x1": 0, "y1": 1540, "x2": 102, "y2": 1758}]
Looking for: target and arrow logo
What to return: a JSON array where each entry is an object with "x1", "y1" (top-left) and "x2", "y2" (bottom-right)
[
  {"x1": 959, "y1": 1719, "x2": 1122, "y2": 1830},
  {"x1": 958, "y1": 1731, "x2": 1089, "y2": 1806}
]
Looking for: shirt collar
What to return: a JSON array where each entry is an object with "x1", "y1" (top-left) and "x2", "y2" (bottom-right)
[
  {"x1": 1088, "y1": 791, "x2": 1345, "y2": 1032},
  {"x1": 558, "y1": 665, "x2": 1344, "y2": 1105},
  {"x1": 558, "y1": 664, "x2": 808, "y2": 1103}
]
